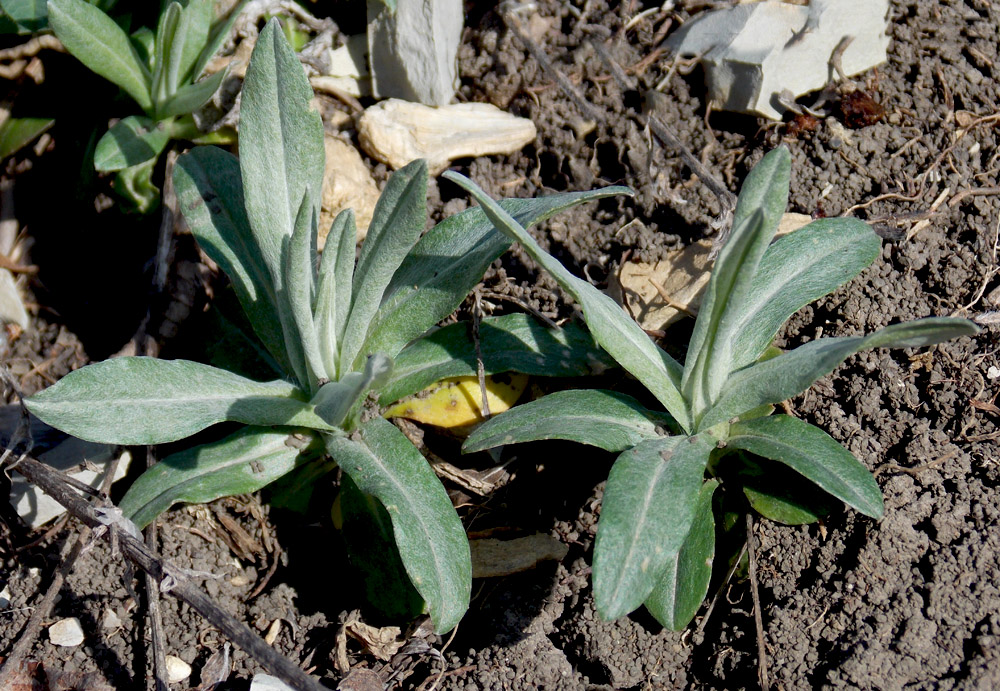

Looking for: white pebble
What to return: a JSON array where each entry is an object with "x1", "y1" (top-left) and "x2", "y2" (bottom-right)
[
  {"x1": 49, "y1": 617, "x2": 85, "y2": 647},
  {"x1": 0, "y1": 585, "x2": 11, "y2": 609},
  {"x1": 165, "y1": 655, "x2": 192, "y2": 683},
  {"x1": 987, "y1": 365, "x2": 1000, "y2": 380}
]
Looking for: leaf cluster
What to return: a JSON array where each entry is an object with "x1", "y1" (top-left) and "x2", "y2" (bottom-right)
[
  {"x1": 45, "y1": 0, "x2": 244, "y2": 209},
  {"x1": 25, "y1": 19, "x2": 623, "y2": 633},
  {"x1": 449, "y1": 147, "x2": 979, "y2": 628}
]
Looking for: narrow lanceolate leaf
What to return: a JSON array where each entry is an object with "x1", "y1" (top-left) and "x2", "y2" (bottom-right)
[
  {"x1": 120, "y1": 426, "x2": 321, "y2": 529},
  {"x1": 48, "y1": 0, "x2": 152, "y2": 112},
  {"x1": 683, "y1": 146, "x2": 790, "y2": 418},
  {"x1": 728, "y1": 218, "x2": 881, "y2": 371},
  {"x1": 315, "y1": 209, "x2": 356, "y2": 379},
  {"x1": 93, "y1": 116, "x2": 170, "y2": 172},
  {"x1": 340, "y1": 160, "x2": 427, "y2": 373},
  {"x1": 239, "y1": 18, "x2": 325, "y2": 288},
  {"x1": 593, "y1": 433, "x2": 714, "y2": 620},
  {"x1": 282, "y1": 191, "x2": 323, "y2": 390},
  {"x1": 699, "y1": 317, "x2": 980, "y2": 430},
  {"x1": 462, "y1": 389, "x2": 669, "y2": 454},
  {"x1": 728, "y1": 415, "x2": 884, "y2": 518},
  {"x1": 644, "y1": 479, "x2": 718, "y2": 630},
  {"x1": 0, "y1": 117, "x2": 54, "y2": 159},
  {"x1": 444, "y1": 172, "x2": 690, "y2": 431},
  {"x1": 158, "y1": 68, "x2": 227, "y2": 119},
  {"x1": 190, "y1": 0, "x2": 249, "y2": 80},
  {"x1": 175, "y1": 0, "x2": 212, "y2": 85},
  {"x1": 380, "y1": 313, "x2": 612, "y2": 405},
  {"x1": 24, "y1": 358, "x2": 336, "y2": 445},
  {"x1": 150, "y1": 2, "x2": 182, "y2": 109},
  {"x1": 325, "y1": 418, "x2": 471, "y2": 633},
  {"x1": 173, "y1": 146, "x2": 292, "y2": 376},
  {"x1": 312, "y1": 353, "x2": 393, "y2": 428},
  {"x1": 363, "y1": 188, "x2": 632, "y2": 362}
]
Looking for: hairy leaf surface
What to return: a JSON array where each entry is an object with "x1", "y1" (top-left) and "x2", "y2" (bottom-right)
[
  {"x1": 25, "y1": 358, "x2": 336, "y2": 444},
  {"x1": 593, "y1": 433, "x2": 714, "y2": 619},
  {"x1": 728, "y1": 415, "x2": 884, "y2": 518},
  {"x1": 48, "y1": 0, "x2": 152, "y2": 111},
  {"x1": 700, "y1": 318, "x2": 979, "y2": 429},
  {"x1": 325, "y1": 418, "x2": 471, "y2": 633},
  {"x1": 644, "y1": 479, "x2": 718, "y2": 630},
  {"x1": 120, "y1": 426, "x2": 319, "y2": 529},
  {"x1": 462, "y1": 389, "x2": 669, "y2": 454}
]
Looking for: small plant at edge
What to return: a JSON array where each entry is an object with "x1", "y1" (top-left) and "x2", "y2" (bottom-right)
[{"x1": 446, "y1": 147, "x2": 980, "y2": 629}]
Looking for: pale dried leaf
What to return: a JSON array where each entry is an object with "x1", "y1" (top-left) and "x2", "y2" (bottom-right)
[
  {"x1": 619, "y1": 213, "x2": 810, "y2": 332},
  {"x1": 319, "y1": 135, "x2": 379, "y2": 246}
]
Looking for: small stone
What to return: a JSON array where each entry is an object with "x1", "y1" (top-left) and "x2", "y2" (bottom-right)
[
  {"x1": 987, "y1": 365, "x2": 1000, "y2": 380},
  {"x1": 49, "y1": 617, "x2": 85, "y2": 647},
  {"x1": 101, "y1": 607, "x2": 122, "y2": 632},
  {"x1": 0, "y1": 584, "x2": 11, "y2": 609},
  {"x1": 165, "y1": 655, "x2": 192, "y2": 684}
]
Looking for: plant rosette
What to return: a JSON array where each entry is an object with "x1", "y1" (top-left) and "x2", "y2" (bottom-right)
[
  {"x1": 449, "y1": 146, "x2": 980, "y2": 629},
  {"x1": 25, "y1": 19, "x2": 625, "y2": 633}
]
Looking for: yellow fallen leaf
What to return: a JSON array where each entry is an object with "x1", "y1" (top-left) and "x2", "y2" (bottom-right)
[{"x1": 384, "y1": 374, "x2": 528, "y2": 428}]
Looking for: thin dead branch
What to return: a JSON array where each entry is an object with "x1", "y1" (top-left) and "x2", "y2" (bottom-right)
[{"x1": 7, "y1": 454, "x2": 328, "y2": 691}]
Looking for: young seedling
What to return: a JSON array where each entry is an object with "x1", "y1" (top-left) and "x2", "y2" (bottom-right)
[
  {"x1": 25, "y1": 19, "x2": 624, "y2": 632},
  {"x1": 447, "y1": 147, "x2": 980, "y2": 629},
  {"x1": 47, "y1": 0, "x2": 244, "y2": 210}
]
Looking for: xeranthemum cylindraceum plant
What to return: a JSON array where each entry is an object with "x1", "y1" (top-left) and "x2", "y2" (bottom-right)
[
  {"x1": 446, "y1": 147, "x2": 980, "y2": 629},
  {"x1": 24, "y1": 19, "x2": 626, "y2": 633}
]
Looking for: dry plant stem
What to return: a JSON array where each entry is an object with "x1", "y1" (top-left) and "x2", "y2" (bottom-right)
[
  {"x1": 144, "y1": 450, "x2": 169, "y2": 691},
  {"x1": 10, "y1": 455, "x2": 328, "y2": 691},
  {"x1": 472, "y1": 291, "x2": 491, "y2": 419},
  {"x1": 746, "y1": 513, "x2": 770, "y2": 691},
  {"x1": 0, "y1": 455, "x2": 121, "y2": 689},
  {"x1": 502, "y1": 10, "x2": 603, "y2": 123}
]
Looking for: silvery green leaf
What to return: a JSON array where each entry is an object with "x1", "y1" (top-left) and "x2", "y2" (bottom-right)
[
  {"x1": 699, "y1": 318, "x2": 980, "y2": 430},
  {"x1": 444, "y1": 172, "x2": 690, "y2": 431},
  {"x1": 644, "y1": 479, "x2": 718, "y2": 630},
  {"x1": 48, "y1": 0, "x2": 152, "y2": 112},
  {"x1": 462, "y1": 389, "x2": 669, "y2": 454},
  {"x1": 380, "y1": 313, "x2": 612, "y2": 405},
  {"x1": 325, "y1": 418, "x2": 471, "y2": 633},
  {"x1": 282, "y1": 190, "x2": 323, "y2": 389},
  {"x1": 157, "y1": 68, "x2": 227, "y2": 119},
  {"x1": 173, "y1": 146, "x2": 292, "y2": 376},
  {"x1": 239, "y1": 18, "x2": 324, "y2": 291},
  {"x1": 683, "y1": 147, "x2": 790, "y2": 420},
  {"x1": 24, "y1": 357, "x2": 336, "y2": 445},
  {"x1": 314, "y1": 209, "x2": 356, "y2": 379},
  {"x1": 190, "y1": 0, "x2": 248, "y2": 80},
  {"x1": 593, "y1": 433, "x2": 714, "y2": 620},
  {"x1": 175, "y1": 0, "x2": 212, "y2": 85},
  {"x1": 120, "y1": 426, "x2": 321, "y2": 529},
  {"x1": 312, "y1": 353, "x2": 393, "y2": 428},
  {"x1": 93, "y1": 116, "x2": 170, "y2": 172},
  {"x1": 150, "y1": 2, "x2": 181, "y2": 110},
  {"x1": 728, "y1": 217, "x2": 881, "y2": 371},
  {"x1": 340, "y1": 160, "x2": 427, "y2": 373},
  {"x1": 727, "y1": 415, "x2": 884, "y2": 518},
  {"x1": 363, "y1": 188, "x2": 630, "y2": 363}
]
